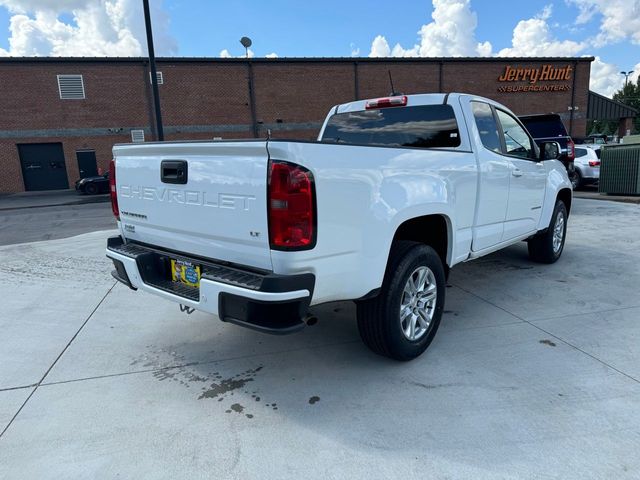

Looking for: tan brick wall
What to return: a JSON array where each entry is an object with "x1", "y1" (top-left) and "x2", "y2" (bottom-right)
[{"x1": 0, "y1": 58, "x2": 593, "y2": 193}]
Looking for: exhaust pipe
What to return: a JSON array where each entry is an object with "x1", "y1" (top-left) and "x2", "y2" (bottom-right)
[{"x1": 304, "y1": 314, "x2": 318, "y2": 326}]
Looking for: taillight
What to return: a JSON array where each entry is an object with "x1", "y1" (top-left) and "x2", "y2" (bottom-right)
[
  {"x1": 365, "y1": 95, "x2": 408, "y2": 110},
  {"x1": 109, "y1": 158, "x2": 119, "y2": 220},
  {"x1": 268, "y1": 160, "x2": 315, "y2": 250},
  {"x1": 567, "y1": 139, "x2": 575, "y2": 160},
  {"x1": 589, "y1": 160, "x2": 600, "y2": 167}
]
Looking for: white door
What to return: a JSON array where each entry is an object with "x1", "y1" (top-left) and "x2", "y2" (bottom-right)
[
  {"x1": 467, "y1": 101, "x2": 511, "y2": 251},
  {"x1": 494, "y1": 109, "x2": 547, "y2": 241}
]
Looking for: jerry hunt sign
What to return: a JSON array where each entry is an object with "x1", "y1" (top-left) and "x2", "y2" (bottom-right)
[{"x1": 497, "y1": 64, "x2": 573, "y2": 93}]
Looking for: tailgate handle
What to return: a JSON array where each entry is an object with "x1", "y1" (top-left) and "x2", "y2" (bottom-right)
[{"x1": 161, "y1": 160, "x2": 188, "y2": 184}]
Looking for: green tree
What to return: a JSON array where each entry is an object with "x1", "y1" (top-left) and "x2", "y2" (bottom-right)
[{"x1": 612, "y1": 77, "x2": 640, "y2": 135}]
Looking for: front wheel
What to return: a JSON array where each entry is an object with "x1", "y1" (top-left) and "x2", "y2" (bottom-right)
[
  {"x1": 357, "y1": 241, "x2": 446, "y2": 361},
  {"x1": 528, "y1": 199, "x2": 567, "y2": 264}
]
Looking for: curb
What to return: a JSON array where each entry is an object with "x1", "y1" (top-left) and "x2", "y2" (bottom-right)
[{"x1": 573, "y1": 192, "x2": 640, "y2": 205}]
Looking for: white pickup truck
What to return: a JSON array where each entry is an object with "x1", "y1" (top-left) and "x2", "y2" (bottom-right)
[{"x1": 106, "y1": 93, "x2": 571, "y2": 360}]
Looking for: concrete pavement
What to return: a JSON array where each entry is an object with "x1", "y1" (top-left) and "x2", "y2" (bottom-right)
[
  {"x1": 0, "y1": 198, "x2": 639, "y2": 479},
  {"x1": 0, "y1": 202, "x2": 115, "y2": 246},
  {"x1": 0, "y1": 189, "x2": 109, "y2": 211}
]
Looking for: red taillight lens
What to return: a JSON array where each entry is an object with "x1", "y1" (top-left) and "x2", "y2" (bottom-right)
[
  {"x1": 589, "y1": 160, "x2": 600, "y2": 167},
  {"x1": 109, "y1": 158, "x2": 119, "y2": 220},
  {"x1": 567, "y1": 139, "x2": 575, "y2": 160},
  {"x1": 268, "y1": 161, "x2": 315, "y2": 250},
  {"x1": 365, "y1": 95, "x2": 408, "y2": 110}
]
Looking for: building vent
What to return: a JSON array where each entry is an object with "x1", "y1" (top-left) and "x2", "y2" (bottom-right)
[
  {"x1": 131, "y1": 130, "x2": 145, "y2": 143},
  {"x1": 57, "y1": 74, "x2": 85, "y2": 99},
  {"x1": 149, "y1": 71, "x2": 164, "y2": 85}
]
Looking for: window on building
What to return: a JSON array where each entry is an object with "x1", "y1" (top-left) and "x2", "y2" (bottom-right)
[
  {"x1": 149, "y1": 71, "x2": 164, "y2": 85},
  {"x1": 57, "y1": 74, "x2": 85, "y2": 99},
  {"x1": 495, "y1": 110, "x2": 535, "y2": 159},
  {"x1": 471, "y1": 102, "x2": 501, "y2": 153},
  {"x1": 131, "y1": 130, "x2": 145, "y2": 142},
  {"x1": 321, "y1": 104, "x2": 461, "y2": 149}
]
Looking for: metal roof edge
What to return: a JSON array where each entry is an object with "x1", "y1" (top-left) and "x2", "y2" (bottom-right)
[{"x1": 0, "y1": 56, "x2": 596, "y2": 64}]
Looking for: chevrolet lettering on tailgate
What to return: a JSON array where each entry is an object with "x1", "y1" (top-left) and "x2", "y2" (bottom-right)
[{"x1": 119, "y1": 185, "x2": 256, "y2": 210}]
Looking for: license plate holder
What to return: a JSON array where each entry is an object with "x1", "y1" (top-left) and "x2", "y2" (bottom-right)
[{"x1": 171, "y1": 258, "x2": 201, "y2": 288}]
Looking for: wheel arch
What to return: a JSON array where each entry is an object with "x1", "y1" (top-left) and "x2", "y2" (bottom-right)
[
  {"x1": 391, "y1": 214, "x2": 451, "y2": 269},
  {"x1": 557, "y1": 188, "x2": 572, "y2": 215}
]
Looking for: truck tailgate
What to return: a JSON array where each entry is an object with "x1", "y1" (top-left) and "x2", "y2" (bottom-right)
[{"x1": 113, "y1": 141, "x2": 272, "y2": 271}]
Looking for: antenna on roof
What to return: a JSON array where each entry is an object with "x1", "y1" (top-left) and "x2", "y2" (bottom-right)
[{"x1": 388, "y1": 70, "x2": 402, "y2": 96}]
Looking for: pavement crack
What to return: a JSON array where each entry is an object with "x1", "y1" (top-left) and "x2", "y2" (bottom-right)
[
  {"x1": 0, "y1": 281, "x2": 117, "y2": 440},
  {"x1": 0, "y1": 384, "x2": 38, "y2": 393},
  {"x1": 37, "y1": 339, "x2": 359, "y2": 389}
]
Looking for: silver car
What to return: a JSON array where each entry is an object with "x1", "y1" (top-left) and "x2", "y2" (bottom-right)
[{"x1": 572, "y1": 146, "x2": 600, "y2": 189}]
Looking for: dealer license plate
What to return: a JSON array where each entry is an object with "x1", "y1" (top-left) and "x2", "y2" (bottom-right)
[{"x1": 171, "y1": 259, "x2": 201, "y2": 288}]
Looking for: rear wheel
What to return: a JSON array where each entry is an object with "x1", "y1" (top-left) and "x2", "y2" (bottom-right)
[
  {"x1": 570, "y1": 170, "x2": 582, "y2": 190},
  {"x1": 357, "y1": 241, "x2": 445, "y2": 361},
  {"x1": 528, "y1": 199, "x2": 567, "y2": 264}
]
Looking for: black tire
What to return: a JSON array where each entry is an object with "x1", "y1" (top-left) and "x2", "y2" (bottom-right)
[
  {"x1": 84, "y1": 183, "x2": 98, "y2": 195},
  {"x1": 570, "y1": 170, "x2": 582, "y2": 190},
  {"x1": 528, "y1": 199, "x2": 568, "y2": 264},
  {"x1": 356, "y1": 241, "x2": 446, "y2": 361}
]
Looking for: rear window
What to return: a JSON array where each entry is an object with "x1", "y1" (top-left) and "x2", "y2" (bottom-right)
[
  {"x1": 575, "y1": 147, "x2": 587, "y2": 158},
  {"x1": 519, "y1": 116, "x2": 568, "y2": 138},
  {"x1": 321, "y1": 104, "x2": 461, "y2": 149}
]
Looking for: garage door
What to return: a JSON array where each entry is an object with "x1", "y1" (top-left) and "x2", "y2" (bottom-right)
[{"x1": 18, "y1": 143, "x2": 69, "y2": 191}]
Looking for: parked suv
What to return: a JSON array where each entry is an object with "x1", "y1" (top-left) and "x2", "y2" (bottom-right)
[
  {"x1": 519, "y1": 114, "x2": 576, "y2": 184},
  {"x1": 573, "y1": 146, "x2": 600, "y2": 189}
]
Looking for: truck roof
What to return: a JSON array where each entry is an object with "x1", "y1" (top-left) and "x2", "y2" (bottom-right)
[{"x1": 333, "y1": 92, "x2": 506, "y2": 115}]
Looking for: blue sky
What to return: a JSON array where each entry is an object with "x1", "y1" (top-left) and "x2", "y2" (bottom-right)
[
  {"x1": 160, "y1": 0, "x2": 626, "y2": 64},
  {"x1": 0, "y1": 0, "x2": 638, "y2": 96}
]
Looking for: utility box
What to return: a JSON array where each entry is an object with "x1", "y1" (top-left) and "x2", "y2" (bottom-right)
[{"x1": 599, "y1": 144, "x2": 640, "y2": 195}]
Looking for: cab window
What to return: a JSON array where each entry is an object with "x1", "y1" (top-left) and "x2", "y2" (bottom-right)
[{"x1": 495, "y1": 110, "x2": 535, "y2": 159}]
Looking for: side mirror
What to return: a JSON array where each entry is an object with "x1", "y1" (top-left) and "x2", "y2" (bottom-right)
[{"x1": 540, "y1": 141, "x2": 561, "y2": 160}]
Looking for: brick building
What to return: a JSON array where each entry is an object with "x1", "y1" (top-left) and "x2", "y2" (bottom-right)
[{"x1": 0, "y1": 56, "x2": 597, "y2": 193}]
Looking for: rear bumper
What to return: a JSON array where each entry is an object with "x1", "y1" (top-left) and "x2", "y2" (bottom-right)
[
  {"x1": 106, "y1": 236, "x2": 314, "y2": 334},
  {"x1": 577, "y1": 165, "x2": 600, "y2": 180}
]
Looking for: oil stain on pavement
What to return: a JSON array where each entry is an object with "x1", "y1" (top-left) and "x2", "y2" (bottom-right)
[{"x1": 131, "y1": 346, "x2": 280, "y2": 419}]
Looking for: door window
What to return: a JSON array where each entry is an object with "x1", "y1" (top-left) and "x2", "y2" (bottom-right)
[
  {"x1": 471, "y1": 102, "x2": 501, "y2": 153},
  {"x1": 496, "y1": 110, "x2": 535, "y2": 159}
]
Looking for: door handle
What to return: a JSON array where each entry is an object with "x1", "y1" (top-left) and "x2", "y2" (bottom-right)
[
  {"x1": 161, "y1": 160, "x2": 188, "y2": 184},
  {"x1": 512, "y1": 169, "x2": 523, "y2": 177}
]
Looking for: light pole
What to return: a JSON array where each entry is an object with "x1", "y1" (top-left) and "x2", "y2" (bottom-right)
[
  {"x1": 240, "y1": 37, "x2": 252, "y2": 58},
  {"x1": 143, "y1": 0, "x2": 164, "y2": 141},
  {"x1": 621, "y1": 70, "x2": 634, "y2": 87}
]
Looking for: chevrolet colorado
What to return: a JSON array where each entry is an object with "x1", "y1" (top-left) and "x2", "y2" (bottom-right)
[{"x1": 106, "y1": 93, "x2": 571, "y2": 361}]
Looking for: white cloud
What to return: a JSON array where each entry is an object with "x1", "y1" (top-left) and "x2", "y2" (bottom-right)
[
  {"x1": 265, "y1": 52, "x2": 278, "y2": 59},
  {"x1": 369, "y1": 35, "x2": 391, "y2": 57},
  {"x1": 350, "y1": 42, "x2": 360, "y2": 57},
  {"x1": 368, "y1": 0, "x2": 492, "y2": 58},
  {"x1": 497, "y1": 5, "x2": 586, "y2": 56},
  {"x1": 219, "y1": 48, "x2": 256, "y2": 58},
  {"x1": 589, "y1": 56, "x2": 624, "y2": 97},
  {"x1": 568, "y1": 0, "x2": 640, "y2": 46},
  {"x1": 0, "y1": 0, "x2": 177, "y2": 57}
]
